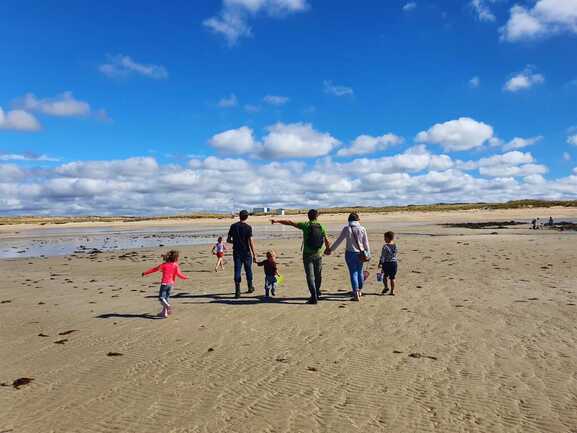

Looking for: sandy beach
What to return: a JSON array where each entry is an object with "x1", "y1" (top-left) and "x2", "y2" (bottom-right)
[{"x1": 1, "y1": 208, "x2": 577, "y2": 433}]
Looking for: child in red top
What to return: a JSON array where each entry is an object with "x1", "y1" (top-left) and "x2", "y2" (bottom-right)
[{"x1": 142, "y1": 250, "x2": 188, "y2": 318}]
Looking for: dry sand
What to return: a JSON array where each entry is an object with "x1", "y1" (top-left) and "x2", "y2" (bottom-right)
[{"x1": 1, "y1": 208, "x2": 577, "y2": 433}]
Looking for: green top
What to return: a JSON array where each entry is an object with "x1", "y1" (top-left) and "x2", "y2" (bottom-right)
[{"x1": 296, "y1": 220, "x2": 327, "y2": 257}]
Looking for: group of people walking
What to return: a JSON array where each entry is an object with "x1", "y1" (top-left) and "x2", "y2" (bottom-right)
[{"x1": 143, "y1": 209, "x2": 398, "y2": 317}]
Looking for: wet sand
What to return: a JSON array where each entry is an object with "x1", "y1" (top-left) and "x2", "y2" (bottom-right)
[{"x1": 1, "y1": 208, "x2": 577, "y2": 433}]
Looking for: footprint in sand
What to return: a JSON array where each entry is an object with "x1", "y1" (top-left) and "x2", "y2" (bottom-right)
[
  {"x1": 58, "y1": 330, "x2": 79, "y2": 336},
  {"x1": 307, "y1": 366, "x2": 318, "y2": 372},
  {"x1": 106, "y1": 352, "x2": 123, "y2": 357},
  {"x1": 409, "y1": 353, "x2": 438, "y2": 361},
  {"x1": 53, "y1": 339, "x2": 68, "y2": 344},
  {"x1": 3, "y1": 378, "x2": 35, "y2": 389},
  {"x1": 38, "y1": 333, "x2": 50, "y2": 337},
  {"x1": 1, "y1": 300, "x2": 12, "y2": 304}
]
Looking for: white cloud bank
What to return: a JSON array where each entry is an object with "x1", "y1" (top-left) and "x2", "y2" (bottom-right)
[
  {"x1": 3, "y1": 147, "x2": 576, "y2": 215},
  {"x1": 337, "y1": 133, "x2": 404, "y2": 157},
  {"x1": 501, "y1": 0, "x2": 577, "y2": 42},
  {"x1": 203, "y1": 0, "x2": 309, "y2": 45},
  {"x1": 470, "y1": 0, "x2": 496, "y2": 22},
  {"x1": 99, "y1": 55, "x2": 168, "y2": 79},
  {"x1": 416, "y1": 117, "x2": 494, "y2": 152}
]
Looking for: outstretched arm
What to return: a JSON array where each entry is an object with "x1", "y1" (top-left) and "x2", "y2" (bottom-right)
[
  {"x1": 142, "y1": 265, "x2": 160, "y2": 277},
  {"x1": 271, "y1": 219, "x2": 298, "y2": 228},
  {"x1": 176, "y1": 265, "x2": 188, "y2": 280}
]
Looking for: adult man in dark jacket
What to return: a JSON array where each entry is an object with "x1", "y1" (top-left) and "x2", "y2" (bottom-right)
[{"x1": 227, "y1": 210, "x2": 257, "y2": 298}]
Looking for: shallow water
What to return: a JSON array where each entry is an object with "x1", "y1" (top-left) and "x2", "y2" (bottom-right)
[{"x1": 0, "y1": 224, "x2": 294, "y2": 259}]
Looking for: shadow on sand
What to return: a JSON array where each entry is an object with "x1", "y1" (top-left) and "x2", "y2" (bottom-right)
[{"x1": 96, "y1": 312, "x2": 162, "y2": 320}]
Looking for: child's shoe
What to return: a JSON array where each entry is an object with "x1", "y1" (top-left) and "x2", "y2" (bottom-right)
[
  {"x1": 166, "y1": 305, "x2": 173, "y2": 315},
  {"x1": 158, "y1": 307, "x2": 167, "y2": 318}
]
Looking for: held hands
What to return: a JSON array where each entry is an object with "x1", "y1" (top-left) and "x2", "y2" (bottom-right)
[{"x1": 324, "y1": 247, "x2": 332, "y2": 256}]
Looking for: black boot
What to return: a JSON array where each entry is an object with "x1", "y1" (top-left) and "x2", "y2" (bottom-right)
[
  {"x1": 235, "y1": 282, "x2": 241, "y2": 299},
  {"x1": 247, "y1": 285, "x2": 255, "y2": 294}
]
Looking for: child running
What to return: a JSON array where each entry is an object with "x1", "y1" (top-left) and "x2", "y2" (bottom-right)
[
  {"x1": 378, "y1": 231, "x2": 398, "y2": 296},
  {"x1": 142, "y1": 250, "x2": 188, "y2": 318},
  {"x1": 212, "y1": 236, "x2": 227, "y2": 272},
  {"x1": 257, "y1": 250, "x2": 279, "y2": 300}
]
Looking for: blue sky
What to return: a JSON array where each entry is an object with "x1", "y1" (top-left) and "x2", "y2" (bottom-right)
[{"x1": 1, "y1": 0, "x2": 577, "y2": 215}]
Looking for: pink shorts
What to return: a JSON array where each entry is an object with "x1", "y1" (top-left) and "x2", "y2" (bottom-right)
[{"x1": 216, "y1": 252, "x2": 224, "y2": 258}]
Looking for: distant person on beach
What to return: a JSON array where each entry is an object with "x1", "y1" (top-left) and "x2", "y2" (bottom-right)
[
  {"x1": 532, "y1": 219, "x2": 537, "y2": 230},
  {"x1": 257, "y1": 250, "x2": 279, "y2": 300},
  {"x1": 227, "y1": 210, "x2": 257, "y2": 298},
  {"x1": 142, "y1": 250, "x2": 188, "y2": 318},
  {"x1": 271, "y1": 209, "x2": 331, "y2": 304},
  {"x1": 549, "y1": 216, "x2": 554, "y2": 226},
  {"x1": 329, "y1": 212, "x2": 371, "y2": 301},
  {"x1": 212, "y1": 236, "x2": 227, "y2": 272},
  {"x1": 378, "y1": 231, "x2": 398, "y2": 296}
]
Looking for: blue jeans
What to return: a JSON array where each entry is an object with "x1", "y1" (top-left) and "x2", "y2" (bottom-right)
[
  {"x1": 233, "y1": 252, "x2": 253, "y2": 287},
  {"x1": 345, "y1": 251, "x2": 363, "y2": 294},
  {"x1": 264, "y1": 275, "x2": 277, "y2": 297},
  {"x1": 159, "y1": 284, "x2": 173, "y2": 306}
]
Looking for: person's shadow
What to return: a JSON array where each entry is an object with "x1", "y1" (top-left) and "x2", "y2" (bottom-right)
[{"x1": 96, "y1": 312, "x2": 161, "y2": 320}]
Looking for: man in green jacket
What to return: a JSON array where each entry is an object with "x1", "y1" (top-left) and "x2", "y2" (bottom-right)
[{"x1": 271, "y1": 209, "x2": 331, "y2": 304}]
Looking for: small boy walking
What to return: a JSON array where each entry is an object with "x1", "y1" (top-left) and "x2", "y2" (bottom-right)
[
  {"x1": 257, "y1": 251, "x2": 279, "y2": 299},
  {"x1": 378, "y1": 232, "x2": 398, "y2": 295},
  {"x1": 142, "y1": 250, "x2": 188, "y2": 318}
]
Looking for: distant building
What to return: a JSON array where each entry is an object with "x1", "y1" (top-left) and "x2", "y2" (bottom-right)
[
  {"x1": 275, "y1": 208, "x2": 286, "y2": 216},
  {"x1": 252, "y1": 207, "x2": 271, "y2": 214}
]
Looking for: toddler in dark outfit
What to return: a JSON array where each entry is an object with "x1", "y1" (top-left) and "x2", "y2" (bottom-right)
[
  {"x1": 257, "y1": 250, "x2": 279, "y2": 299},
  {"x1": 378, "y1": 231, "x2": 398, "y2": 295}
]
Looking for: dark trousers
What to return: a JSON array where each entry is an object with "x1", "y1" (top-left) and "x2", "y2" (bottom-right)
[
  {"x1": 233, "y1": 252, "x2": 253, "y2": 288},
  {"x1": 303, "y1": 254, "x2": 322, "y2": 301}
]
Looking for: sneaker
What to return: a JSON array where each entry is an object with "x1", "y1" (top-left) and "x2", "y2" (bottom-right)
[
  {"x1": 306, "y1": 298, "x2": 318, "y2": 305},
  {"x1": 247, "y1": 286, "x2": 255, "y2": 294},
  {"x1": 382, "y1": 287, "x2": 389, "y2": 295}
]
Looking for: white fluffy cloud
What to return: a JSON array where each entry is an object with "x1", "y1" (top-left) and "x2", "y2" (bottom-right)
[
  {"x1": 208, "y1": 122, "x2": 340, "y2": 159},
  {"x1": 209, "y1": 126, "x2": 257, "y2": 154},
  {"x1": 416, "y1": 117, "x2": 494, "y2": 152},
  {"x1": 16, "y1": 92, "x2": 91, "y2": 117},
  {"x1": 568, "y1": 134, "x2": 577, "y2": 146},
  {"x1": 99, "y1": 55, "x2": 168, "y2": 79},
  {"x1": 504, "y1": 67, "x2": 545, "y2": 92},
  {"x1": 204, "y1": 0, "x2": 309, "y2": 44},
  {"x1": 478, "y1": 151, "x2": 548, "y2": 177},
  {"x1": 0, "y1": 107, "x2": 40, "y2": 131},
  {"x1": 323, "y1": 80, "x2": 354, "y2": 97},
  {"x1": 471, "y1": 0, "x2": 496, "y2": 22},
  {"x1": 263, "y1": 95, "x2": 289, "y2": 106},
  {"x1": 501, "y1": 0, "x2": 577, "y2": 42},
  {"x1": 261, "y1": 122, "x2": 340, "y2": 158},
  {"x1": 502, "y1": 136, "x2": 543, "y2": 151},
  {"x1": 337, "y1": 133, "x2": 404, "y2": 157}
]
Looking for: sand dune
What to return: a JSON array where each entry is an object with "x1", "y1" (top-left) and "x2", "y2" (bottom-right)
[{"x1": 1, "y1": 209, "x2": 577, "y2": 433}]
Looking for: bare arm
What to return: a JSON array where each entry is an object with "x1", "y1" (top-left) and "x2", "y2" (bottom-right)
[
  {"x1": 329, "y1": 227, "x2": 347, "y2": 253},
  {"x1": 271, "y1": 219, "x2": 298, "y2": 228},
  {"x1": 250, "y1": 237, "x2": 257, "y2": 262}
]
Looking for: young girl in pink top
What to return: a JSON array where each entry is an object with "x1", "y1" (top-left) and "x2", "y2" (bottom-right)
[{"x1": 142, "y1": 250, "x2": 188, "y2": 318}]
